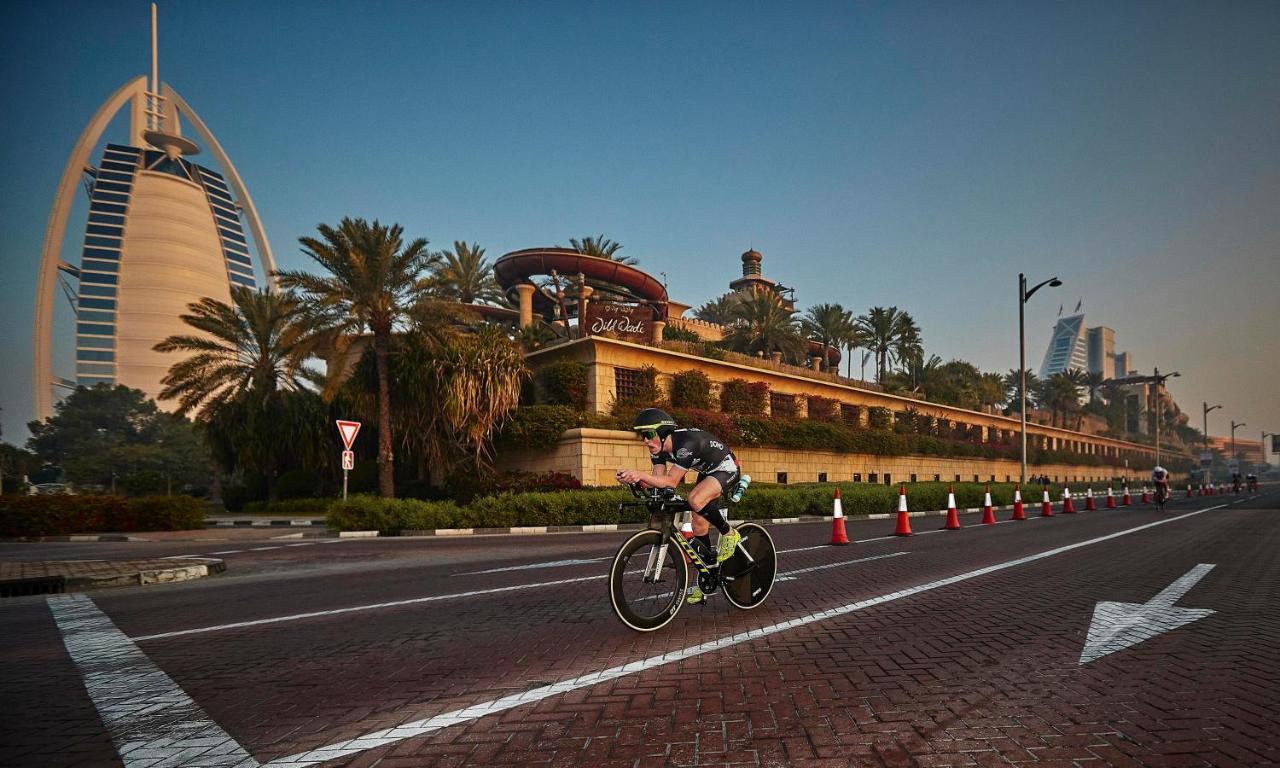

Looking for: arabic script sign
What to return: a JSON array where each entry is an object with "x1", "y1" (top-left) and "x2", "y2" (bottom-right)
[{"x1": 584, "y1": 301, "x2": 652, "y2": 342}]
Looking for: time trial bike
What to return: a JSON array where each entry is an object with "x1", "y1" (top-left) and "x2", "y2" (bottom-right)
[{"x1": 608, "y1": 482, "x2": 777, "y2": 632}]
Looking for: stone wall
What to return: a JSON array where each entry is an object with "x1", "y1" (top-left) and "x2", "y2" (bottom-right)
[{"x1": 497, "y1": 428, "x2": 1155, "y2": 490}]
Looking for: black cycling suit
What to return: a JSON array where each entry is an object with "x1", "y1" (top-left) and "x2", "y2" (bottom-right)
[
  {"x1": 650, "y1": 428, "x2": 740, "y2": 490},
  {"x1": 650, "y1": 428, "x2": 740, "y2": 535}
]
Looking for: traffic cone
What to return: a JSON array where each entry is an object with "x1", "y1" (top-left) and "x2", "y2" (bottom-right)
[
  {"x1": 1106, "y1": 486, "x2": 1116, "y2": 508},
  {"x1": 942, "y1": 485, "x2": 962, "y2": 530},
  {"x1": 1011, "y1": 485, "x2": 1026, "y2": 520},
  {"x1": 1141, "y1": 487, "x2": 1150, "y2": 504},
  {"x1": 829, "y1": 488, "x2": 849, "y2": 545},
  {"x1": 1085, "y1": 488, "x2": 1096, "y2": 510},
  {"x1": 1122, "y1": 486, "x2": 1132, "y2": 505},
  {"x1": 981, "y1": 485, "x2": 996, "y2": 525},
  {"x1": 1062, "y1": 487, "x2": 1076, "y2": 513},
  {"x1": 893, "y1": 485, "x2": 913, "y2": 536},
  {"x1": 1041, "y1": 486, "x2": 1053, "y2": 516}
]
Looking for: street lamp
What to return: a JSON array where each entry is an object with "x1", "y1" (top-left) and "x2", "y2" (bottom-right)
[
  {"x1": 1018, "y1": 273, "x2": 1062, "y2": 485},
  {"x1": 1149, "y1": 368, "x2": 1180, "y2": 469},
  {"x1": 1202, "y1": 402, "x2": 1221, "y2": 485},
  {"x1": 1230, "y1": 420, "x2": 1246, "y2": 467}
]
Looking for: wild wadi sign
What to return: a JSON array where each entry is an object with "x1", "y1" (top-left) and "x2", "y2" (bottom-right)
[{"x1": 584, "y1": 301, "x2": 652, "y2": 342}]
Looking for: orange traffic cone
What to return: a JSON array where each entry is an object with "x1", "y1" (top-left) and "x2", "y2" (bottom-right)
[
  {"x1": 1106, "y1": 486, "x2": 1116, "y2": 508},
  {"x1": 981, "y1": 485, "x2": 996, "y2": 525},
  {"x1": 1041, "y1": 486, "x2": 1054, "y2": 517},
  {"x1": 1141, "y1": 487, "x2": 1150, "y2": 504},
  {"x1": 829, "y1": 488, "x2": 849, "y2": 545},
  {"x1": 894, "y1": 485, "x2": 913, "y2": 536},
  {"x1": 1062, "y1": 487, "x2": 1076, "y2": 513},
  {"x1": 1085, "y1": 488, "x2": 1096, "y2": 510},
  {"x1": 1122, "y1": 486, "x2": 1132, "y2": 505},
  {"x1": 943, "y1": 485, "x2": 962, "y2": 530},
  {"x1": 1011, "y1": 485, "x2": 1026, "y2": 520},
  {"x1": 1186, "y1": 484, "x2": 1193, "y2": 498}
]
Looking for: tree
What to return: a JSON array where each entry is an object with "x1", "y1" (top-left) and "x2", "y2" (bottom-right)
[
  {"x1": 891, "y1": 312, "x2": 923, "y2": 373},
  {"x1": 567, "y1": 234, "x2": 637, "y2": 265},
  {"x1": 800, "y1": 303, "x2": 855, "y2": 372},
  {"x1": 854, "y1": 306, "x2": 907, "y2": 384},
  {"x1": 1003, "y1": 368, "x2": 1039, "y2": 414},
  {"x1": 342, "y1": 324, "x2": 528, "y2": 485},
  {"x1": 1082, "y1": 370, "x2": 1106, "y2": 403},
  {"x1": 977, "y1": 372, "x2": 1007, "y2": 410},
  {"x1": 277, "y1": 218, "x2": 437, "y2": 497},
  {"x1": 26, "y1": 384, "x2": 212, "y2": 493},
  {"x1": 694, "y1": 295, "x2": 739, "y2": 326},
  {"x1": 431, "y1": 241, "x2": 506, "y2": 305},
  {"x1": 155, "y1": 286, "x2": 325, "y2": 501},
  {"x1": 722, "y1": 291, "x2": 805, "y2": 362}
]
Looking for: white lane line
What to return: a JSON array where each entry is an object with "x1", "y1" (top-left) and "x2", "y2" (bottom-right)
[
  {"x1": 48, "y1": 594, "x2": 259, "y2": 768},
  {"x1": 208, "y1": 550, "x2": 245, "y2": 555},
  {"x1": 249, "y1": 546, "x2": 284, "y2": 551},
  {"x1": 131, "y1": 575, "x2": 606, "y2": 642},
  {"x1": 264, "y1": 503, "x2": 1226, "y2": 767},
  {"x1": 457, "y1": 558, "x2": 607, "y2": 575}
]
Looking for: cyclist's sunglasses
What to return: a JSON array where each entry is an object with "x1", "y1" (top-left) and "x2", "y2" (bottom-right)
[{"x1": 637, "y1": 429, "x2": 659, "y2": 440}]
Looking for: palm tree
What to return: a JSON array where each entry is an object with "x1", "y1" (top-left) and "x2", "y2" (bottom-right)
[
  {"x1": 723, "y1": 291, "x2": 805, "y2": 362},
  {"x1": 1004, "y1": 368, "x2": 1039, "y2": 414},
  {"x1": 891, "y1": 311, "x2": 923, "y2": 373},
  {"x1": 694, "y1": 295, "x2": 739, "y2": 326},
  {"x1": 431, "y1": 241, "x2": 506, "y2": 305},
  {"x1": 567, "y1": 234, "x2": 637, "y2": 266},
  {"x1": 1082, "y1": 370, "x2": 1106, "y2": 404},
  {"x1": 800, "y1": 303, "x2": 855, "y2": 372},
  {"x1": 853, "y1": 306, "x2": 906, "y2": 384},
  {"x1": 977, "y1": 372, "x2": 1007, "y2": 411},
  {"x1": 276, "y1": 218, "x2": 436, "y2": 497},
  {"x1": 154, "y1": 286, "x2": 323, "y2": 500}
]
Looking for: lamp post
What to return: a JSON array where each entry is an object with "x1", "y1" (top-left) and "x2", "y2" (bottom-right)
[
  {"x1": 1203, "y1": 402, "x2": 1221, "y2": 485},
  {"x1": 1018, "y1": 273, "x2": 1063, "y2": 485},
  {"x1": 1148, "y1": 368, "x2": 1180, "y2": 469},
  {"x1": 1230, "y1": 420, "x2": 1246, "y2": 465}
]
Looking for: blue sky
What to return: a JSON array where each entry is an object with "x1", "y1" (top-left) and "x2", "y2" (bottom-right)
[{"x1": 2, "y1": 1, "x2": 1277, "y2": 446}]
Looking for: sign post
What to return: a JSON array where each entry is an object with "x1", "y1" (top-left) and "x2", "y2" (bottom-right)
[{"x1": 336, "y1": 420, "x2": 361, "y2": 500}]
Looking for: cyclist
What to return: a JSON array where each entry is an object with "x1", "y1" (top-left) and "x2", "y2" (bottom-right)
[
  {"x1": 616, "y1": 408, "x2": 746, "y2": 604},
  {"x1": 1151, "y1": 465, "x2": 1170, "y2": 502},
  {"x1": 1232, "y1": 472, "x2": 1242, "y2": 494}
]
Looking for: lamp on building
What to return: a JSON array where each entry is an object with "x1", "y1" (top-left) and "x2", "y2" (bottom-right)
[{"x1": 1018, "y1": 273, "x2": 1062, "y2": 484}]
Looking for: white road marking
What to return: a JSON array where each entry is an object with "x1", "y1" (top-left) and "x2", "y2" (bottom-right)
[
  {"x1": 458, "y1": 558, "x2": 606, "y2": 575},
  {"x1": 777, "y1": 550, "x2": 908, "y2": 576},
  {"x1": 48, "y1": 594, "x2": 258, "y2": 768},
  {"x1": 1078, "y1": 563, "x2": 1217, "y2": 664},
  {"x1": 263, "y1": 503, "x2": 1227, "y2": 767},
  {"x1": 248, "y1": 546, "x2": 283, "y2": 551},
  {"x1": 208, "y1": 550, "x2": 244, "y2": 555}
]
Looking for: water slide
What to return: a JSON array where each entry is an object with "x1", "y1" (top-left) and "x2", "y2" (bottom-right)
[{"x1": 493, "y1": 248, "x2": 668, "y2": 319}]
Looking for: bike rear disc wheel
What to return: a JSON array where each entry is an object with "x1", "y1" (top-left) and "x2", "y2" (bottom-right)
[
  {"x1": 722, "y1": 522, "x2": 776, "y2": 610},
  {"x1": 609, "y1": 530, "x2": 689, "y2": 632}
]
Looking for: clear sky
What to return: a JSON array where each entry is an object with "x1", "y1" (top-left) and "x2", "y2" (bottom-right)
[{"x1": 2, "y1": 1, "x2": 1277, "y2": 447}]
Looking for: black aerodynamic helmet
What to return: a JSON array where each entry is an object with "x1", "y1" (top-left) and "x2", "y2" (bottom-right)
[{"x1": 632, "y1": 408, "x2": 677, "y2": 439}]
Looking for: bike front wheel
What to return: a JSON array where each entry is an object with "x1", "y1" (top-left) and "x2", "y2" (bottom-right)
[
  {"x1": 722, "y1": 522, "x2": 777, "y2": 610},
  {"x1": 609, "y1": 530, "x2": 689, "y2": 632}
]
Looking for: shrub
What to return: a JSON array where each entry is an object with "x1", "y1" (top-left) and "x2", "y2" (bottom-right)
[
  {"x1": 540, "y1": 360, "x2": 590, "y2": 409},
  {"x1": 0, "y1": 494, "x2": 204, "y2": 536},
  {"x1": 670, "y1": 408, "x2": 738, "y2": 443},
  {"x1": 700, "y1": 342, "x2": 727, "y2": 360},
  {"x1": 867, "y1": 407, "x2": 892, "y2": 429},
  {"x1": 720, "y1": 378, "x2": 767, "y2": 416},
  {"x1": 276, "y1": 470, "x2": 324, "y2": 500},
  {"x1": 327, "y1": 495, "x2": 463, "y2": 534},
  {"x1": 670, "y1": 370, "x2": 712, "y2": 410},
  {"x1": 496, "y1": 405, "x2": 582, "y2": 450},
  {"x1": 662, "y1": 324, "x2": 701, "y2": 343},
  {"x1": 807, "y1": 396, "x2": 837, "y2": 422}
]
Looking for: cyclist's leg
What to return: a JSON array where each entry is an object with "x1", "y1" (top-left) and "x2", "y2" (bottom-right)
[{"x1": 687, "y1": 475, "x2": 729, "y2": 534}]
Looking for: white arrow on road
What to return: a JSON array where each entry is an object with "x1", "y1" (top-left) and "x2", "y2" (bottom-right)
[{"x1": 1079, "y1": 563, "x2": 1216, "y2": 664}]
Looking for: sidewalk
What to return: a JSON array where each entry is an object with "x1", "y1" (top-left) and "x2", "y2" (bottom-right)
[{"x1": 0, "y1": 557, "x2": 225, "y2": 598}]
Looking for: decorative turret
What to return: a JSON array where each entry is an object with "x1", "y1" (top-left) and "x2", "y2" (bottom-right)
[{"x1": 741, "y1": 248, "x2": 763, "y2": 277}]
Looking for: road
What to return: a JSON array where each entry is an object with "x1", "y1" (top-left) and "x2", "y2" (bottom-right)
[{"x1": 2, "y1": 491, "x2": 1277, "y2": 767}]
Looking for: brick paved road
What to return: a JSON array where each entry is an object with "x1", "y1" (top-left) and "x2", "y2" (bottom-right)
[{"x1": 2, "y1": 491, "x2": 1277, "y2": 767}]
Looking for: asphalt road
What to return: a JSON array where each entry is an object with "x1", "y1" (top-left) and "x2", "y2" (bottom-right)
[{"x1": 3, "y1": 490, "x2": 1277, "y2": 767}]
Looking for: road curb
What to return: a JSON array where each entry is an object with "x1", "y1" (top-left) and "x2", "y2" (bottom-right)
[{"x1": 0, "y1": 558, "x2": 226, "y2": 598}]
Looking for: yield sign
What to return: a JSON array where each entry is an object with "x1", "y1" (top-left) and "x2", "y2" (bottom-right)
[
  {"x1": 1078, "y1": 563, "x2": 1216, "y2": 664},
  {"x1": 336, "y1": 420, "x2": 361, "y2": 450}
]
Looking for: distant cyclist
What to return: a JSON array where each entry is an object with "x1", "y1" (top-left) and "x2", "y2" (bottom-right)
[
  {"x1": 616, "y1": 408, "x2": 748, "y2": 604},
  {"x1": 1151, "y1": 465, "x2": 1170, "y2": 502}
]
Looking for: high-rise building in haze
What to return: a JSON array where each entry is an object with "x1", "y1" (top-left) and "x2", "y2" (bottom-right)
[
  {"x1": 1039, "y1": 313, "x2": 1133, "y2": 383},
  {"x1": 32, "y1": 6, "x2": 275, "y2": 420}
]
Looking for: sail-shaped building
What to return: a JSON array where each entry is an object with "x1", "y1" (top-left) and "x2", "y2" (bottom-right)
[{"x1": 32, "y1": 5, "x2": 275, "y2": 420}]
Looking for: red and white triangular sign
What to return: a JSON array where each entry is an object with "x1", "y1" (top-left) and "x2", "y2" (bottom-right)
[{"x1": 336, "y1": 420, "x2": 361, "y2": 450}]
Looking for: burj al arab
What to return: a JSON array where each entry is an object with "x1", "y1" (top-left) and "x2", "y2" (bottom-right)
[{"x1": 32, "y1": 4, "x2": 276, "y2": 421}]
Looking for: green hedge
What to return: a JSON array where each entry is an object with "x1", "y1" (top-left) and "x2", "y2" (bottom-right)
[
  {"x1": 0, "y1": 494, "x2": 205, "y2": 536},
  {"x1": 325, "y1": 482, "x2": 1093, "y2": 532}
]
